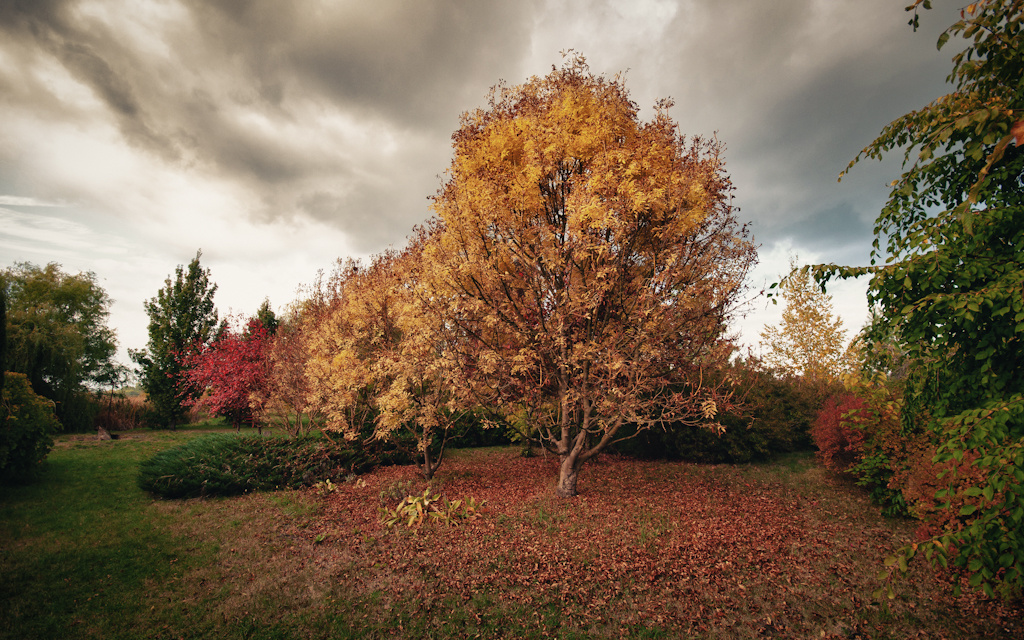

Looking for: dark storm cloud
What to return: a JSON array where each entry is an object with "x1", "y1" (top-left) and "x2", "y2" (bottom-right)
[
  {"x1": 0, "y1": 0, "x2": 966, "y2": 260},
  {"x1": 297, "y1": 189, "x2": 413, "y2": 253},
  {"x1": 168, "y1": 0, "x2": 543, "y2": 138},
  {"x1": 0, "y1": 0, "x2": 551, "y2": 252},
  {"x1": 632, "y1": 0, "x2": 961, "y2": 260},
  {"x1": 0, "y1": 0, "x2": 183, "y2": 161},
  {"x1": 0, "y1": 0, "x2": 977, "y2": 356},
  {"x1": 279, "y1": 1, "x2": 534, "y2": 125}
]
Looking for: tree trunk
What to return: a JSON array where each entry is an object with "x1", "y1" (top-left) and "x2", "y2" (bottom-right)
[
  {"x1": 555, "y1": 455, "x2": 580, "y2": 497},
  {"x1": 420, "y1": 445, "x2": 435, "y2": 480}
]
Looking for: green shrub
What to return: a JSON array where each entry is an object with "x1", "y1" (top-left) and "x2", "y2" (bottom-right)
[
  {"x1": 446, "y1": 410, "x2": 514, "y2": 449},
  {"x1": 55, "y1": 389, "x2": 101, "y2": 433},
  {"x1": 137, "y1": 433, "x2": 379, "y2": 499},
  {"x1": 1, "y1": 372, "x2": 59, "y2": 484},
  {"x1": 614, "y1": 361, "x2": 828, "y2": 463}
]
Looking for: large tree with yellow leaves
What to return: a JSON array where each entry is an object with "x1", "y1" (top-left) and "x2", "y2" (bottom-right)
[{"x1": 424, "y1": 56, "x2": 756, "y2": 497}]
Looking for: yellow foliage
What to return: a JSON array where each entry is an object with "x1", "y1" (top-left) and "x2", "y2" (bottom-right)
[
  {"x1": 302, "y1": 241, "x2": 466, "y2": 480},
  {"x1": 425, "y1": 54, "x2": 757, "y2": 496},
  {"x1": 760, "y1": 260, "x2": 853, "y2": 384}
]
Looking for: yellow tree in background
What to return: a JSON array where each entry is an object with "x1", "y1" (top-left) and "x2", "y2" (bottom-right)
[
  {"x1": 761, "y1": 261, "x2": 851, "y2": 384},
  {"x1": 425, "y1": 55, "x2": 756, "y2": 497},
  {"x1": 304, "y1": 241, "x2": 465, "y2": 480}
]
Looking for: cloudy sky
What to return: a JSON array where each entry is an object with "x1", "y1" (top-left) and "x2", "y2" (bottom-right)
[{"x1": 0, "y1": 0, "x2": 962, "y2": 366}]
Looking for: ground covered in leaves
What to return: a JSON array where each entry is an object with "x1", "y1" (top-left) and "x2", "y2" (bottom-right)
[
  {"x1": 157, "y1": 447, "x2": 1020, "y2": 639},
  {"x1": 138, "y1": 446, "x2": 1024, "y2": 634}
]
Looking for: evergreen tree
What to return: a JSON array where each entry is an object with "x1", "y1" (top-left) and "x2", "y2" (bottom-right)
[
  {"x1": 131, "y1": 251, "x2": 219, "y2": 429},
  {"x1": 253, "y1": 298, "x2": 278, "y2": 336}
]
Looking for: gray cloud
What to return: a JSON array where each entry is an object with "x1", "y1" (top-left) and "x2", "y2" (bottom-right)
[
  {"x1": 0, "y1": 0, "x2": 550, "y2": 252},
  {"x1": 645, "y1": 0, "x2": 959, "y2": 255},
  {"x1": 0, "y1": 0, "x2": 972, "y2": 356},
  {"x1": 0, "y1": 0, "x2": 186, "y2": 161}
]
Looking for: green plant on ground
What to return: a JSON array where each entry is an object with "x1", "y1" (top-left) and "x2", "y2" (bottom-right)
[
  {"x1": 137, "y1": 433, "x2": 373, "y2": 499},
  {"x1": 1, "y1": 372, "x2": 59, "y2": 484},
  {"x1": 381, "y1": 487, "x2": 486, "y2": 528}
]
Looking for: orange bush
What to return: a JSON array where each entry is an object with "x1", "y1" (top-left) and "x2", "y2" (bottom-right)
[{"x1": 811, "y1": 393, "x2": 867, "y2": 472}]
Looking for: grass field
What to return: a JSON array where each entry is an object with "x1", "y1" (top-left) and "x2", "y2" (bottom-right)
[{"x1": 1, "y1": 429, "x2": 1021, "y2": 639}]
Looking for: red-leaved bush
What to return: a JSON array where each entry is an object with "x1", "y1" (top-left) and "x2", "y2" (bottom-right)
[
  {"x1": 811, "y1": 393, "x2": 867, "y2": 473},
  {"x1": 180, "y1": 319, "x2": 268, "y2": 430}
]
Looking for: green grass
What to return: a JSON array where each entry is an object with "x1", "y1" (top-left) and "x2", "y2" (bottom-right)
[{"x1": 0, "y1": 427, "x2": 261, "y2": 640}]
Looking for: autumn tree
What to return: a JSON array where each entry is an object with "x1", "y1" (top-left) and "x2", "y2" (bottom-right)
[
  {"x1": 251, "y1": 307, "x2": 323, "y2": 437},
  {"x1": 815, "y1": 0, "x2": 1024, "y2": 597},
  {"x1": 425, "y1": 56, "x2": 756, "y2": 497},
  {"x1": 762, "y1": 259, "x2": 851, "y2": 384},
  {"x1": 180, "y1": 317, "x2": 268, "y2": 431},
  {"x1": 2, "y1": 262, "x2": 118, "y2": 431},
  {"x1": 305, "y1": 243, "x2": 466, "y2": 479},
  {"x1": 131, "y1": 251, "x2": 220, "y2": 428}
]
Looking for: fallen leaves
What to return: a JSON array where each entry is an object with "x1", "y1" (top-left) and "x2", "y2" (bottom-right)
[{"x1": 303, "y1": 449, "x2": 1023, "y2": 638}]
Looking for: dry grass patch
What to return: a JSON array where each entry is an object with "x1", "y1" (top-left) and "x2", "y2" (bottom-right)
[{"x1": 126, "y1": 447, "x2": 1024, "y2": 639}]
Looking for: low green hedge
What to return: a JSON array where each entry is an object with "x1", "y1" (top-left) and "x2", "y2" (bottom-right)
[{"x1": 137, "y1": 434, "x2": 377, "y2": 499}]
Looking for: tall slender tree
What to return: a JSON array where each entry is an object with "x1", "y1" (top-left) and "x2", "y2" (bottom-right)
[{"x1": 131, "y1": 251, "x2": 220, "y2": 429}]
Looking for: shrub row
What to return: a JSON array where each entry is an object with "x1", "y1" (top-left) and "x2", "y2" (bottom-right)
[
  {"x1": 137, "y1": 433, "x2": 392, "y2": 499},
  {"x1": 613, "y1": 361, "x2": 831, "y2": 464},
  {"x1": 810, "y1": 379, "x2": 989, "y2": 530}
]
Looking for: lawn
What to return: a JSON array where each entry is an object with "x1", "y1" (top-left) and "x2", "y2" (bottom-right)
[{"x1": 1, "y1": 432, "x2": 1021, "y2": 639}]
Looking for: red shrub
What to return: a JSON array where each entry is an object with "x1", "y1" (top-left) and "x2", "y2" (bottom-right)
[
  {"x1": 180, "y1": 319, "x2": 269, "y2": 430},
  {"x1": 811, "y1": 393, "x2": 868, "y2": 472}
]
